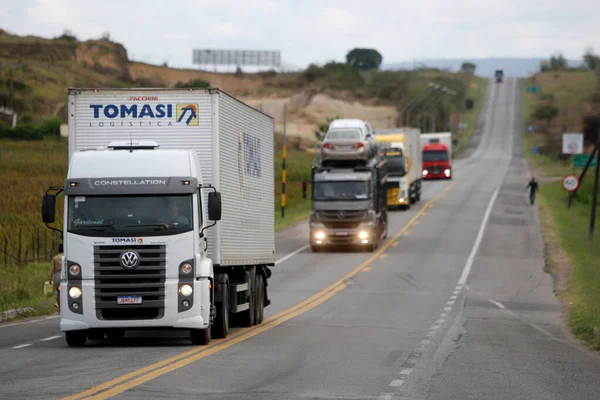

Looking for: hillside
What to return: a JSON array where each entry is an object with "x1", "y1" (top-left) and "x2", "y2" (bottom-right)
[{"x1": 0, "y1": 28, "x2": 483, "y2": 148}]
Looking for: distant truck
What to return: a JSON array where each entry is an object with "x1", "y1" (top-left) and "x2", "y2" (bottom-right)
[
  {"x1": 495, "y1": 69, "x2": 504, "y2": 83},
  {"x1": 42, "y1": 88, "x2": 275, "y2": 347},
  {"x1": 374, "y1": 128, "x2": 422, "y2": 210},
  {"x1": 309, "y1": 156, "x2": 388, "y2": 253},
  {"x1": 421, "y1": 132, "x2": 452, "y2": 180}
]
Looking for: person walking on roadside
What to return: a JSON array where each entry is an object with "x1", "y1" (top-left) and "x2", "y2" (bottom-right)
[
  {"x1": 48, "y1": 252, "x2": 63, "y2": 312},
  {"x1": 526, "y1": 177, "x2": 539, "y2": 205}
]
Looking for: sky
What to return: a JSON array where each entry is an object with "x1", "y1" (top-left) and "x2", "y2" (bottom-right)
[{"x1": 1, "y1": 0, "x2": 600, "y2": 70}]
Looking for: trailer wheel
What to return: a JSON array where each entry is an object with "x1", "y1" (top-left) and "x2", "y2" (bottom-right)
[
  {"x1": 416, "y1": 192, "x2": 421, "y2": 202},
  {"x1": 65, "y1": 330, "x2": 87, "y2": 347},
  {"x1": 190, "y1": 328, "x2": 211, "y2": 345},
  {"x1": 240, "y1": 271, "x2": 255, "y2": 327},
  {"x1": 212, "y1": 282, "x2": 229, "y2": 339},
  {"x1": 255, "y1": 274, "x2": 265, "y2": 324}
]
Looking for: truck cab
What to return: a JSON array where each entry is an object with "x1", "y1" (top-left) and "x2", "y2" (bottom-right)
[
  {"x1": 422, "y1": 143, "x2": 451, "y2": 179},
  {"x1": 309, "y1": 159, "x2": 388, "y2": 252},
  {"x1": 495, "y1": 69, "x2": 504, "y2": 83}
]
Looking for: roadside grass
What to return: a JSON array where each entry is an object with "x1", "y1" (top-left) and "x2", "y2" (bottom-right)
[
  {"x1": 0, "y1": 263, "x2": 56, "y2": 317},
  {"x1": 274, "y1": 150, "x2": 316, "y2": 231},
  {"x1": 455, "y1": 76, "x2": 486, "y2": 157},
  {"x1": 522, "y1": 73, "x2": 600, "y2": 350},
  {"x1": 537, "y1": 180, "x2": 600, "y2": 349}
]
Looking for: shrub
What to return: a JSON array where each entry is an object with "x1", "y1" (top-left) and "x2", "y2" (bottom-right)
[{"x1": 173, "y1": 79, "x2": 210, "y2": 89}]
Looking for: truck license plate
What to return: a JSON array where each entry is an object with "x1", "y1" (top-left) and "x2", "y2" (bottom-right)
[
  {"x1": 117, "y1": 295, "x2": 142, "y2": 305},
  {"x1": 335, "y1": 231, "x2": 349, "y2": 236}
]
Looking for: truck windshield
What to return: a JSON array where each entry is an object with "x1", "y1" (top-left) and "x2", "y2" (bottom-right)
[
  {"x1": 67, "y1": 194, "x2": 194, "y2": 236},
  {"x1": 423, "y1": 150, "x2": 448, "y2": 162},
  {"x1": 313, "y1": 181, "x2": 370, "y2": 201},
  {"x1": 384, "y1": 155, "x2": 406, "y2": 176}
]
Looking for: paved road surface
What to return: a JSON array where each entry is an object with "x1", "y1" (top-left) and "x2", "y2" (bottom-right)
[{"x1": 1, "y1": 77, "x2": 599, "y2": 400}]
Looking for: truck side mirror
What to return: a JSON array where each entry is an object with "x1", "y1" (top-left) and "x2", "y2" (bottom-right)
[
  {"x1": 42, "y1": 194, "x2": 56, "y2": 224},
  {"x1": 208, "y1": 192, "x2": 222, "y2": 221}
]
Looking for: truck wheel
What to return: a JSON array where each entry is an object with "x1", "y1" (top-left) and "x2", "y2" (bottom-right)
[
  {"x1": 416, "y1": 192, "x2": 421, "y2": 202},
  {"x1": 240, "y1": 272, "x2": 255, "y2": 327},
  {"x1": 255, "y1": 274, "x2": 265, "y2": 324},
  {"x1": 65, "y1": 330, "x2": 87, "y2": 347},
  {"x1": 212, "y1": 282, "x2": 229, "y2": 339},
  {"x1": 190, "y1": 328, "x2": 211, "y2": 345}
]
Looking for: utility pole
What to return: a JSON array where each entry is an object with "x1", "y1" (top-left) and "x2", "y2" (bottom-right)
[
  {"x1": 590, "y1": 133, "x2": 600, "y2": 239},
  {"x1": 281, "y1": 104, "x2": 287, "y2": 219}
]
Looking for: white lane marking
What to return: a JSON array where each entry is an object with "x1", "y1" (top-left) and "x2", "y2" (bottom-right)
[
  {"x1": 399, "y1": 367, "x2": 413, "y2": 375},
  {"x1": 455, "y1": 285, "x2": 463, "y2": 290},
  {"x1": 443, "y1": 306, "x2": 452, "y2": 311},
  {"x1": 488, "y1": 299, "x2": 506, "y2": 309},
  {"x1": 40, "y1": 335, "x2": 62, "y2": 342},
  {"x1": 12, "y1": 343, "x2": 32, "y2": 349},
  {"x1": 275, "y1": 245, "x2": 308, "y2": 265},
  {"x1": 421, "y1": 339, "x2": 431, "y2": 346},
  {"x1": 436, "y1": 318, "x2": 445, "y2": 325},
  {"x1": 0, "y1": 315, "x2": 58, "y2": 329},
  {"x1": 446, "y1": 300, "x2": 455, "y2": 305},
  {"x1": 431, "y1": 325, "x2": 440, "y2": 330},
  {"x1": 378, "y1": 394, "x2": 394, "y2": 400},
  {"x1": 457, "y1": 188, "x2": 500, "y2": 285},
  {"x1": 389, "y1": 379, "x2": 405, "y2": 387},
  {"x1": 450, "y1": 295, "x2": 458, "y2": 300}
]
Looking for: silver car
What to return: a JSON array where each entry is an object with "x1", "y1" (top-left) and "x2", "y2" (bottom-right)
[{"x1": 321, "y1": 119, "x2": 377, "y2": 163}]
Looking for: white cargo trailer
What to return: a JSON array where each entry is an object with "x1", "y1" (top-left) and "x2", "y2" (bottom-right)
[{"x1": 42, "y1": 88, "x2": 275, "y2": 347}]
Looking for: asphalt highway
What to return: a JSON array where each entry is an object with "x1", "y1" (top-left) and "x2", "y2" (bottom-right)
[{"x1": 1, "y1": 77, "x2": 599, "y2": 400}]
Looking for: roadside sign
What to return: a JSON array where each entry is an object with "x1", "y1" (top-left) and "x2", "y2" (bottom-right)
[
  {"x1": 573, "y1": 154, "x2": 597, "y2": 168},
  {"x1": 458, "y1": 122, "x2": 468, "y2": 130},
  {"x1": 562, "y1": 175, "x2": 579, "y2": 192},
  {"x1": 526, "y1": 86, "x2": 541, "y2": 93},
  {"x1": 562, "y1": 133, "x2": 584, "y2": 155}
]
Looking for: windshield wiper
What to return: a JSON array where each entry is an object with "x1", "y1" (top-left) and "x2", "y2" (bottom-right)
[
  {"x1": 73, "y1": 224, "x2": 116, "y2": 231},
  {"x1": 125, "y1": 224, "x2": 169, "y2": 230}
]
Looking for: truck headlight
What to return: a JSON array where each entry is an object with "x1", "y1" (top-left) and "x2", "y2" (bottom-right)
[
  {"x1": 180, "y1": 262, "x2": 193, "y2": 275},
  {"x1": 315, "y1": 231, "x2": 325, "y2": 240},
  {"x1": 179, "y1": 284, "x2": 193, "y2": 297},
  {"x1": 423, "y1": 170, "x2": 428, "y2": 176},
  {"x1": 68, "y1": 287, "x2": 82, "y2": 299},
  {"x1": 444, "y1": 169, "x2": 451, "y2": 176},
  {"x1": 69, "y1": 264, "x2": 81, "y2": 276},
  {"x1": 359, "y1": 231, "x2": 368, "y2": 239}
]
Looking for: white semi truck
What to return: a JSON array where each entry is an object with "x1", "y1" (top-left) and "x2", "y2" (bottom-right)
[{"x1": 42, "y1": 88, "x2": 275, "y2": 347}]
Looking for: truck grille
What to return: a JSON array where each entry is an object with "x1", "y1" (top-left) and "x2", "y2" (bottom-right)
[
  {"x1": 93, "y1": 245, "x2": 166, "y2": 321},
  {"x1": 428, "y1": 166, "x2": 444, "y2": 174},
  {"x1": 319, "y1": 210, "x2": 366, "y2": 229}
]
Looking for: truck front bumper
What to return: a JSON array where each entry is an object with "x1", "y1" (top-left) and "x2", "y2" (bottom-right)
[
  {"x1": 309, "y1": 222, "x2": 376, "y2": 247},
  {"x1": 59, "y1": 278, "x2": 211, "y2": 332}
]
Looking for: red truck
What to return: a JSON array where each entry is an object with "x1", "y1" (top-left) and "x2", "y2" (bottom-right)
[{"x1": 421, "y1": 133, "x2": 452, "y2": 180}]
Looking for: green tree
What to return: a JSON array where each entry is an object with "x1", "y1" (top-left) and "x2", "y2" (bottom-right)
[
  {"x1": 345, "y1": 48, "x2": 383, "y2": 71},
  {"x1": 583, "y1": 47, "x2": 598, "y2": 71},
  {"x1": 460, "y1": 62, "x2": 476, "y2": 74},
  {"x1": 532, "y1": 103, "x2": 559, "y2": 128}
]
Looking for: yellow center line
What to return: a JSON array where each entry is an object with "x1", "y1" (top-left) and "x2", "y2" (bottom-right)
[
  {"x1": 378, "y1": 254, "x2": 388, "y2": 260},
  {"x1": 362, "y1": 266, "x2": 372, "y2": 272},
  {"x1": 63, "y1": 182, "x2": 456, "y2": 400}
]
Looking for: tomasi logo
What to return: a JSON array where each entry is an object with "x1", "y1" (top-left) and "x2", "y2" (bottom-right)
[
  {"x1": 87, "y1": 103, "x2": 199, "y2": 127},
  {"x1": 176, "y1": 104, "x2": 199, "y2": 126}
]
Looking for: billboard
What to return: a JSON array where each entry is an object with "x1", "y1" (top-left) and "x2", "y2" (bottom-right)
[{"x1": 192, "y1": 49, "x2": 281, "y2": 68}]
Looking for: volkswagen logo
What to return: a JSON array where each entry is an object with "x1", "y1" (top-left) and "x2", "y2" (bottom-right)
[
  {"x1": 338, "y1": 211, "x2": 345, "y2": 219},
  {"x1": 120, "y1": 251, "x2": 140, "y2": 269}
]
